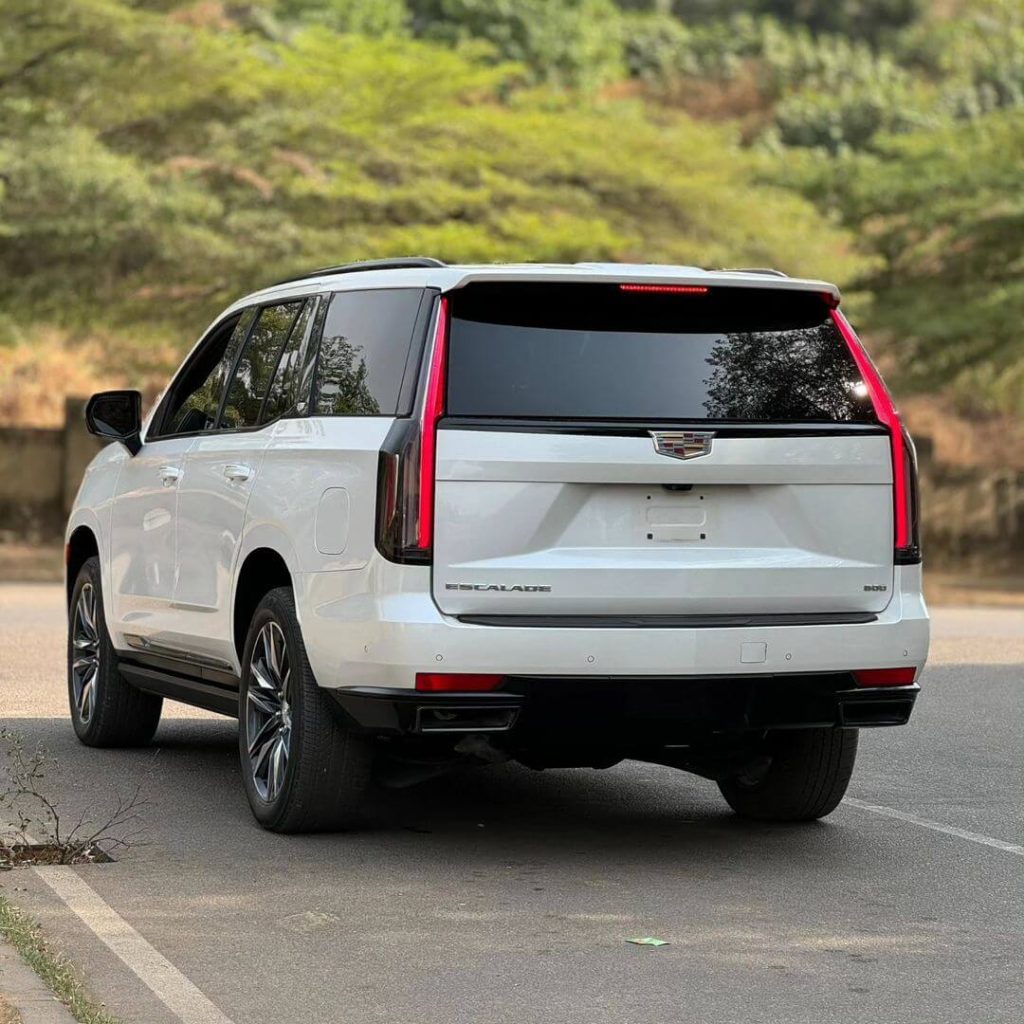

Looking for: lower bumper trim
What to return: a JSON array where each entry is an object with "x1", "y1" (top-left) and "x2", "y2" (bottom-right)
[{"x1": 329, "y1": 675, "x2": 918, "y2": 737}]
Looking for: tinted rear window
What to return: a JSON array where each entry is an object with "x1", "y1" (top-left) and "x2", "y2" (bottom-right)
[
  {"x1": 446, "y1": 283, "x2": 876, "y2": 423},
  {"x1": 314, "y1": 288, "x2": 424, "y2": 416}
]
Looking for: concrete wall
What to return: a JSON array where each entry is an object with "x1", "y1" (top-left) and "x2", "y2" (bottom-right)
[
  {"x1": 0, "y1": 399, "x2": 103, "y2": 539},
  {"x1": 919, "y1": 461, "x2": 1024, "y2": 572}
]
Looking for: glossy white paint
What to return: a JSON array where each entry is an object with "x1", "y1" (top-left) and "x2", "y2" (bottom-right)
[
  {"x1": 234, "y1": 263, "x2": 843, "y2": 315},
  {"x1": 106, "y1": 435, "x2": 195, "y2": 642},
  {"x1": 433, "y1": 431, "x2": 895, "y2": 616},
  {"x1": 315, "y1": 488, "x2": 351, "y2": 555},
  {"x1": 249, "y1": 417, "x2": 393, "y2": 574},
  {"x1": 67, "y1": 262, "x2": 928, "y2": 698},
  {"x1": 66, "y1": 442, "x2": 124, "y2": 613},
  {"x1": 172, "y1": 430, "x2": 269, "y2": 663},
  {"x1": 295, "y1": 561, "x2": 929, "y2": 690}
]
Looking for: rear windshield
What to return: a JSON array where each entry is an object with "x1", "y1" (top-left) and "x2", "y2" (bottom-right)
[{"x1": 445, "y1": 283, "x2": 876, "y2": 423}]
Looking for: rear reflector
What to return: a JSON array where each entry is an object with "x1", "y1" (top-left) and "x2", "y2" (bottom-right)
[
  {"x1": 853, "y1": 667, "x2": 918, "y2": 687},
  {"x1": 619, "y1": 284, "x2": 708, "y2": 295},
  {"x1": 415, "y1": 673, "x2": 504, "y2": 692}
]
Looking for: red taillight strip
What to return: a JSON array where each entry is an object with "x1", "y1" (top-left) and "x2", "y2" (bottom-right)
[
  {"x1": 415, "y1": 673, "x2": 504, "y2": 692},
  {"x1": 417, "y1": 296, "x2": 449, "y2": 551},
  {"x1": 830, "y1": 310, "x2": 911, "y2": 551},
  {"x1": 853, "y1": 667, "x2": 917, "y2": 688},
  {"x1": 619, "y1": 283, "x2": 709, "y2": 295}
]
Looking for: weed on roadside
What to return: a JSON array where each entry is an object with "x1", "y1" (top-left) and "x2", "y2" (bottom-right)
[
  {"x1": 0, "y1": 730, "x2": 146, "y2": 868},
  {"x1": 0, "y1": 894, "x2": 121, "y2": 1024}
]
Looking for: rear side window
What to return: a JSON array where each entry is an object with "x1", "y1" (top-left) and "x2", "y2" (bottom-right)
[
  {"x1": 221, "y1": 302, "x2": 303, "y2": 430},
  {"x1": 446, "y1": 283, "x2": 876, "y2": 423},
  {"x1": 314, "y1": 289, "x2": 423, "y2": 416},
  {"x1": 262, "y1": 299, "x2": 317, "y2": 424},
  {"x1": 159, "y1": 309, "x2": 255, "y2": 437}
]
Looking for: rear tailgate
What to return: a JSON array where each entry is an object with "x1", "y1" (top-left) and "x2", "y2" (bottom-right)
[{"x1": 431, "y1": 281, "x2": 894, "y2": 619}]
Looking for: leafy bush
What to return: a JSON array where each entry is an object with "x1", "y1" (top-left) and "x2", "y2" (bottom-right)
[
  {"x1": 621, "y1": 11, "x2": 697, "y2": 81},
  {"x1": 274, "y1": 0, "x2": 409, "y2": 35},
  {"x1": 407, "y1": 0, "x2": 626, "y2": 88},
  {"x1": 669, "y1": 2, "x2": 925, "y2": 44}
]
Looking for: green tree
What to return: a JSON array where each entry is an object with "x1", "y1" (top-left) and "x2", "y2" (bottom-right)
[
  {"x1": 806, "y1": 110, "x2": 1024, "y2": 414},
  {"x1": 273, "y1": 0, "x2": 409, "y2": 35},
  {"x1": 668, "y1": 2, "x2": 924, "y2": 43},
  {"x1": 407, "y1": 0, "x2": 626, "y2": 88}
]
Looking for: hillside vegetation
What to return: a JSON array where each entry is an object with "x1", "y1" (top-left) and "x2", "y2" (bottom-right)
[{"x1": 1, "y1": 0, "x2": 1022, "y2": 438}]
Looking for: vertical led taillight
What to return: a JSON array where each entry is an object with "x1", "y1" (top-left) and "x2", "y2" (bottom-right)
[
  {"x1": 376, "y1": 296, "x2": 449, "y2": 564},
  {"x1": 416, "y1": 296, "x2": 448, "y2": 551},
  {"x1": 831, "y1": 309, "x2": 921, "y2": 564}
]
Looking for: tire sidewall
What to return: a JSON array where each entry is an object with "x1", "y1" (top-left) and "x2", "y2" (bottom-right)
[
  {"x1": 67, "y1": 557, "x2": 111, "y2": 743},
  {"x1": 238, "y1": 591, "x2": 304, "y2": 830}
]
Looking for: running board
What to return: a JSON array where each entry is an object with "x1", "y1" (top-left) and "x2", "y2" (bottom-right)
[{"x1": 119, "y1": 662, "x2": 239, "y2": 718}]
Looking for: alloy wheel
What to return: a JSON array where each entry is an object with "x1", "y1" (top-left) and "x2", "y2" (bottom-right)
[
  {"x1": 246, "y1": 621, "x2": 292, "y2": 802},
  {"x1": 71, "y1": 582, "x2": 100, "y2": 723}
]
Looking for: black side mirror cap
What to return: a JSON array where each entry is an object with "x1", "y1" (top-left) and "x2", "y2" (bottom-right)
[{"x1": 85, "y1": 390, "x2": 143, "y2": 456}]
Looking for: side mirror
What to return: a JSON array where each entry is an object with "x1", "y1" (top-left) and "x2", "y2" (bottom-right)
[{"x1": 85, "y1": 390, "x2": 143, "y2": 456}]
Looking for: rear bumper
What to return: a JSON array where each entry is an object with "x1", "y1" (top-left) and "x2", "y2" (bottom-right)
[
  {"x1": 331, "y1": 675, "x2": 920, "y2": 738},
  {"x1": 296, "y1": 563, "x2": 929, "y2": 690}
]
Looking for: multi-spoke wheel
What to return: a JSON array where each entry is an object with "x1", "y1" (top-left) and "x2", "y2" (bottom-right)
[
  {"x1": 246, "y1": 622, "x2": 292, "y2": 803},
  {"x1": 67, "y1": 556, "x2": 162, "y2": 747},
  {"x1": 71, "y1": 582, "x2": 100, "y2": 724},
  {"x1": 238, "y1": 587, "x2": 373, "y2": 832}
]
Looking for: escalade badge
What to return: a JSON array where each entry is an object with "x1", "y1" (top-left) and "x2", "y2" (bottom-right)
[{"x1": 650, "y1": 430, "x2": 714, "y2": 460}]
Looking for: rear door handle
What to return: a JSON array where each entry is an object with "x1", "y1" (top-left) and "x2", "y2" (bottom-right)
[
  {"x1": 159, "y1": 465, "x2": 182, "y2": 487},
  {"x1": 223, "y1": 463, "x2": 253, "y2": 483}
]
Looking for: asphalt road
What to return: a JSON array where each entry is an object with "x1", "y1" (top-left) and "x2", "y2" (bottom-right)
[{"x1": 1, "y1": 584, "x2": 1021, "y2": 1024}]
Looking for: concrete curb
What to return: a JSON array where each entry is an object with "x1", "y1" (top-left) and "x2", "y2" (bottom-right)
[{"x1": 0, "y1": 936, "x2": 77, "y2": 1024}]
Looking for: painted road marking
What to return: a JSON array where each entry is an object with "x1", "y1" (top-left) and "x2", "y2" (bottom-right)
[
  {"x1": 32, "y1": 865, "x2": 235, "y2": 1024},
  {"x1": 843, "y1": 798, "x2": 1024, "y2": 856}
]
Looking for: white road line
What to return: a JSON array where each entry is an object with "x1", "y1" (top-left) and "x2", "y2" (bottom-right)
[
  {"x1": 31, "y1": 865, "x2": 235, "y2": 1024},
  {"x1": 843, "y1": 798, "x2": 1024, "y2": 856}
]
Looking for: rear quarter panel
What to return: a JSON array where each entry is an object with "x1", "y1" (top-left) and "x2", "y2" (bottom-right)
[{"x1": 243, "y1": 416, "x2": 395, "y2": 576}]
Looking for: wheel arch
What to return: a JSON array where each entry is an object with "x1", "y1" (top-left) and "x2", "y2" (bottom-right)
[
  {"x1": 233, "y1": 547, "x2": 294, "y2": 663},
  {"x1": 65, "y1": 524, "x2": 100, "y2": 607}
]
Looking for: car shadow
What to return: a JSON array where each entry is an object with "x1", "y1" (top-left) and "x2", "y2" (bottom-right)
[{"x1": 8, "y1": 714, "x2": 871, "y2": 878}]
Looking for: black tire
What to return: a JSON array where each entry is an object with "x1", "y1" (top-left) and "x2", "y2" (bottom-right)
[
  {"x1": 717, "y1": 728, "x2": 858, "y2": 822},
  {"x1": 238, "y1": 587, "x2": 373, "y2": 833},
  {"x1": 67, "y1": 556, "x2": 162, "y2": 747}
]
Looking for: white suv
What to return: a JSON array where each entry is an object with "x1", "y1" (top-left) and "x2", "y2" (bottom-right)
[{"x1": 66, "y1": 259, "x2": 929, "y2": 832}]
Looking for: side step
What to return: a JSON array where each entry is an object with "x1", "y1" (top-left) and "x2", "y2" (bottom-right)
[{"x1": 119, "y1": 662, "x2": 239, "y2": 718}]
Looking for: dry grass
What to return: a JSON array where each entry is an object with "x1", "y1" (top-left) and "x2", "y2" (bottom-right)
[
  {"x1": 0, "y1": 994, "x2": 23, "y2": 1024},
  {"x1": 0, "y1": 327, "x2": 175, "y2": 429},
  {"x1": 0, "y1": 330, "x2": 118, "y2": 428},
  {"x1": 901, "y1": 396, "x2": 1024, "y2": 471},
  {"x1": 0, "y1": 896, "x2": 121, "y2": 1024}
]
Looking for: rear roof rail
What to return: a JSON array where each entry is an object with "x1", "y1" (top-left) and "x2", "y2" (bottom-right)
[
  {"x1": 721, "y1": 267, "x2": 788, "y2": 278},
  {"x1": 272, "y1": 256, "x2": 446, "y2": 287}
]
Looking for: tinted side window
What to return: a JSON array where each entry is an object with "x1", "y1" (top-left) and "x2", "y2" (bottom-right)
[
  {"x1": 262, "y1": 299, "x2": 316, "y2": 424},
  {"x1": 314, "y1": 289, "x2": 423, "y2": 416},
  {"x1": 160, "y1": 310, "x2": 255, "y2": 437},
  {"x1": 221, "y1": 302, "x2": 303, "y2": 430}
]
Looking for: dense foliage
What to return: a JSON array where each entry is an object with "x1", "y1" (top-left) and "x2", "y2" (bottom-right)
[{"x1": 1, "y1": 0, "x2": 1023, "y2": 421}]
